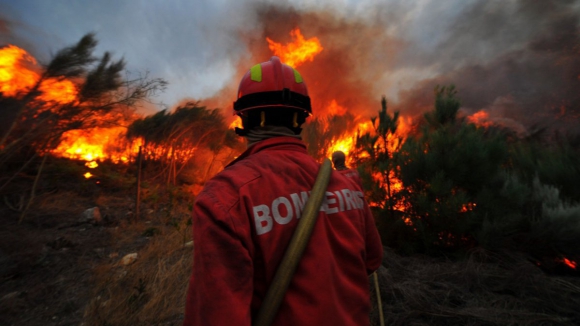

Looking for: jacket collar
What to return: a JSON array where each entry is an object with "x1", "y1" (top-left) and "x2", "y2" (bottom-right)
[{"x1": 226, "y1": 136, "x2": 308, "y2": 168}]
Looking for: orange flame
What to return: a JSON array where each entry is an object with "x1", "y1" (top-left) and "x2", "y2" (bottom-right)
[
  {"x1": 52, "y1": 127, "x2": 142, "y2": 163},
  {"x1": 267, "y1": 28, "x2": 323, "y2": 68},
  {"x1": 327, "y1": 120, "x2": 373, "y2": 159},
  {"x1": 0, "y1": 45, "x2": 39, "y2": 96},
  {"x1": 85, "y1": 161, "x2": 99, "y2": 168},
  {"x1": 83, "y1": 172, "x2": 93, "y2": 179},
  {"x1": 38, "y1": 77, "x2": 77, "y2": 104},
  {"x1": 0, "y1": 45, "x2": 77, "y2": 104},
  {"x1": 325, "y1": 113, "x2": 414, "y2": 211},
  {"x1": 229, "y1": 116, "x2": 242, "y2": 130},
  {"x1": 2, "y1": 44, "x2": 140, "y2": 166},
  {"x1": 467, "y1": 110, "x2": 493, "y2": 127}
]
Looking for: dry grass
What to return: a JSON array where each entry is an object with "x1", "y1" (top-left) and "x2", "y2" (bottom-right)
[
  {"x1": 369, "y1": 247, "x2": 580, "y2": 326},
  {"x1": 84, "y1": 223, "x2": 192, "y2": 326}
]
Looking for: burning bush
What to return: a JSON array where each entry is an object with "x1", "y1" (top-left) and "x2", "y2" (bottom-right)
[
  {"x1": 127, "y1": 102, "x2": 243, "y2": 186},
  {"x1": 348, "y1": 85, "x2": 580, "y2": 273}
]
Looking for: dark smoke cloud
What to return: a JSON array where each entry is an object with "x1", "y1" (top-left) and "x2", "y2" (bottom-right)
[
  {"x1": 392, "y1": 0, "x2": 580, "y2": 134},
  {"x1": 204, "y1": 0, "x2": 579, "y2": 136},
  {"x1": 205, "y1": 2, "x2": 406, "y2": 123}
]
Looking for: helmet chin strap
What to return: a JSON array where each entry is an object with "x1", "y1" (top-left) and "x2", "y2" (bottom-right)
[
  {"x1": 260, "y1": 111, "x2": 266, "y2": 127},
  {"x1": 235, "y1": 110, "x2": 303, "y2": 136}
]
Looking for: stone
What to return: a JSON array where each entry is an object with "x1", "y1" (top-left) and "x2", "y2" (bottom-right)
[
  {"x1": 121, "y1": 253, "x2": 138, "y2": 266},
  {"x1": 79, "y1": 207, "x2": 102, "y2": 224}
]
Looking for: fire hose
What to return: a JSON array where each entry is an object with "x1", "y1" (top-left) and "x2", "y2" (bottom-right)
[{"x1": 253, "y1": 158, "x2": 333, "y2": 326}]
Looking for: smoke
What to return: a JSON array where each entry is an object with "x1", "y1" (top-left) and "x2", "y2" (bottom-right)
[
  {"x1": 393, "y1": 0, "x2": 580, "y2": 134},
  {"x1": 3, "y1": 0, "x2": 579, "y2": 136},
  {"x1": 202, "y1": 0, "x2": 580, "y2": 135}
]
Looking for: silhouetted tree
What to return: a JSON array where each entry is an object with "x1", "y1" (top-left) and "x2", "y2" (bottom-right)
[
  {"x1": 127, "y1": 102, "x2": 241, "y2": 185},
  {"x1": 0, "y1": 33, "x2": 166, "y2": 169}
]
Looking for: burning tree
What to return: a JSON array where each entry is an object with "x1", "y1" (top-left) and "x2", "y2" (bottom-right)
[
  {"x1": 1, "y1": 34, "x2": 165, "y2": 165},
  {"x1": 355, "y1": 97, "x2": 404, "y2": 213},
  {"x1": 0, "y1": 33, "x2": 166, "y2": 219},
  {"x1": 397, "y1": 85, "x2": 508, "y2": 251},
  {"x1": 301, "y1": 112, "x2": 360, "y2": 161},
  {"x1": 127, "y1": 102, "x2": 242, "y2": 186}
]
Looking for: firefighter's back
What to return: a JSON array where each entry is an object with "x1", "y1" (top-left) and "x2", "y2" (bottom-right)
[{"x1": 212, "y1": 137, "x2": 382, "y2": 325}]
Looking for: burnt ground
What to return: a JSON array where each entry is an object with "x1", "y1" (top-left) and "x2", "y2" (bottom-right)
[
  {"x1": 1, "y1": 160, "x2": 579, "y2": 325},
  {"x1": 0, "y1": 211, "x2": 108, "y2": 325},
  {"x1": 0, "y1": 156, "x2": 191, "y2": 326},
  {"x1": 0, "y1": 189, "x2": 153, "y2": 326}
]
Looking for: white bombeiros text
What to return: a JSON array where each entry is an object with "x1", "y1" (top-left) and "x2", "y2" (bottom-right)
[{"x1": 252, "y1": 188, "x2": 365, "y2": 235}]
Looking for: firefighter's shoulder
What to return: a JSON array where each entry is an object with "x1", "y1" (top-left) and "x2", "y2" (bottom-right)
[{"x1": 201, "y1": 159, "x2": 262, "y2": 209}]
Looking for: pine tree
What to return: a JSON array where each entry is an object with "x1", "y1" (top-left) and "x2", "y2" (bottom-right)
[
  {"x1": 398, "y1": 85, "x2": 507, "y2": 252},
  {"x1": 355, "y1": 96, "x2": 403, "y2": 220}
]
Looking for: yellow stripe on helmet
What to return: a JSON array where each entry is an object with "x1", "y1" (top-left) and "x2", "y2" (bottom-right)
[
  {"x1": 293, "y1": 69, "x2": 303, "y2": 83},
  {"x1": 250, "y1": 64, "x2": 262, "y2": 82}
]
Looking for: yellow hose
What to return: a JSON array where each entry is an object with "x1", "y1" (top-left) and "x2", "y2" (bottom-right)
[
  {"x1": 253, "y1": 158, "x2": 333, "y2": 326},
  {"x1": 373, "y1": 271, "x2": 385, "y2": 326}
]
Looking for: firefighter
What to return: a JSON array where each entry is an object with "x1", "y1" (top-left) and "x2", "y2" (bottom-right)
[
  {"x1": 183, "y1": 56, "x2": 383, "y2": 326},
  {"x1": 332, "y1": 150, "x2": 364, "y2": 189}
]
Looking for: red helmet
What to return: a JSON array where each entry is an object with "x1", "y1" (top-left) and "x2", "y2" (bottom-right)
[{"x1": 233, "y1": 56, "x2": 312, "y2": 116}]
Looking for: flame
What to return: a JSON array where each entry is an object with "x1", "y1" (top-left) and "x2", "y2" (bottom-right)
[
  {"x1": 52, "y1": 127, "x2": 142, "y2": 163},
  {"x1": 327, "y1": 99, "x2": 347, "y2": 116},
  {"x1": 38, "y1": 77, "x2": 77, "y2": 104},
  {"x1": 0, "y1": 45, "x2": 78, "y2": 104},
  {"x1": 0, "y1": 45, "x2": 39, "y2": 96},
  {"x1": 229, "y1": 116, "x2": 242, "y2": 130},
  {"x1": 327, "y1": 120, "x2": 373, "y2": 158},
  {"x1": 267, "y1": 28, "x2": 323, "y2": 68},
  {"x1": 1, "y1": 44, "x2": 142, "y2": 177},
  {"x1": 467, "y1": 110, "x2": 493, "y2": 127},
  {"x1": 85, "y1": 161, "x2": 99, "y2": 168}
]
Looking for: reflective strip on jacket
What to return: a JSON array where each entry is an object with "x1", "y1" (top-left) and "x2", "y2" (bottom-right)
[{"x1": 183, "y1": 136, "x2": 383, "y2": 326}]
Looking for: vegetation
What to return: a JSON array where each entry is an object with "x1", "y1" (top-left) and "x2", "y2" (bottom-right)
[
  {"x1": 0, "y1": 33, "x2": 166, "y2": 222},
  {"x1": 355, "y1": 85, "x2": 580, "y2": 272},
  {"x1": 127, "y1": 102, "x2": 242, "y2": 185},
  {"x1": 2, "y1": 34, "x2": 579, "y2": 325},
  {"x1": 0, "y1": 33, "x2": 165, "y2": 166}
]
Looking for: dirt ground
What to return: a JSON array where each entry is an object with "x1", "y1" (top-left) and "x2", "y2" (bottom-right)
[
  {"x1": 1, "y1": 174, "x2": 579, "y2": 326},
  {"x1": 0, "y1": 189, "x2": 171, "y2": 326}
]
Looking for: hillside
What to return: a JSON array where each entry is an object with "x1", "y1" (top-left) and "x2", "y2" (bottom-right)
[{"x1": 1, "y1": 158, "x2": 579, "y2": 326}]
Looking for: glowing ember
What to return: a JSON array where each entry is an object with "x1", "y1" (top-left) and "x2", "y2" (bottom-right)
[
  {"x1": 85, "y1": 161, "x2": 99, "y2": 168},
  {"x1": 460, "y1": 202, "x2": 477, "y2": 212},
  {"x1": 559, "y1": 258, "x2": 577, "y2": 269},
  {"x1": 84, "y1": 172, "x2": 93, "y2": 179},
  {"x1": 564, "y1": 258, "x2": 577, "y2": 269},
  {"x1": 267, "y1": 28, "x2": 323, "y2": 68}
]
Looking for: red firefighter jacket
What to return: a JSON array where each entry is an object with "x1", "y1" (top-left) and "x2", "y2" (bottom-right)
[
  {"x1": 338, "y1": 168, "x2": 364, "y2": 189},
  {"x1": 183, "y1": 137, "x2": 383, "y2": 326}
]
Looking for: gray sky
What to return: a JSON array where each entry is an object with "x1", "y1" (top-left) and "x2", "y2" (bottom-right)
[
  {"x1": 1, "y1": 0, "x2": 579, "y2": 133},
  {"x1": 0, "y1": 0, "x2": 470, "y2": 107}
]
